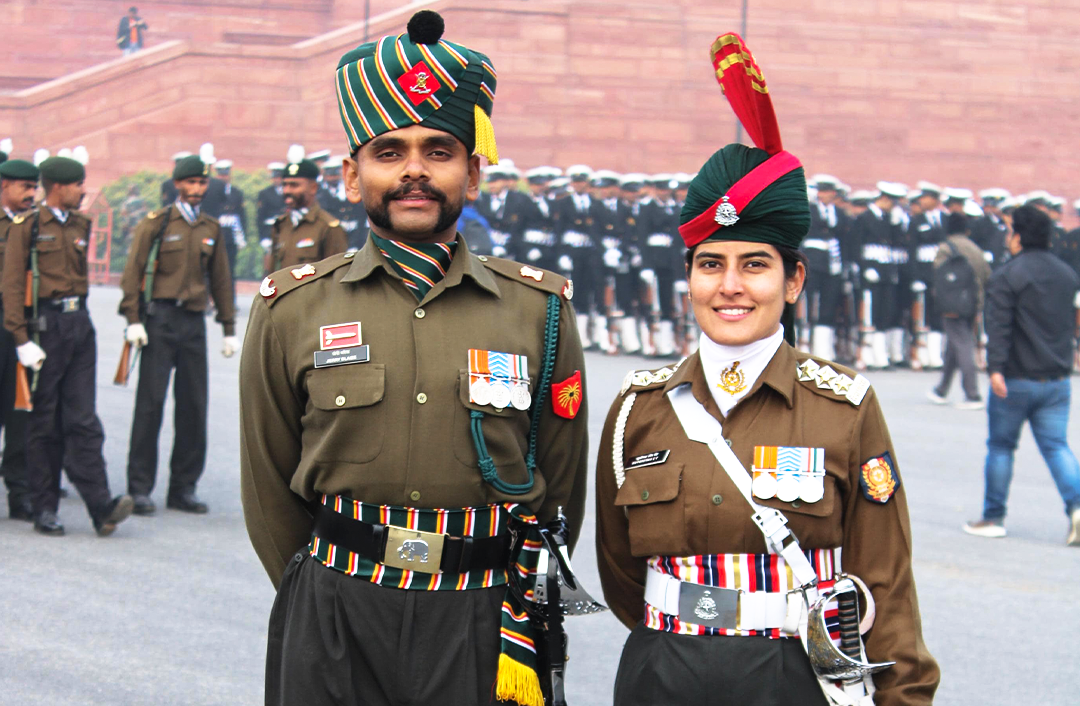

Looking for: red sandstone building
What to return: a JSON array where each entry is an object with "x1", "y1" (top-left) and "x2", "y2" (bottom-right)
[{"x1": 1, "y1": 0, "x2": 1077, "y2": 202}]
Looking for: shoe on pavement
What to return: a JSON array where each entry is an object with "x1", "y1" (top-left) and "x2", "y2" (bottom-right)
[
  {"x1": 963, "y1": 518, "x2": 1006, "y2": 538},
  {"x1": 166, "y1": 492, "x2": 209, "y2": 514},
  {"x1": 955, "y1": 398, "x2": 985, "y2": 411},
  {"x1": 9, "y1": 498, "x2": 34, "y2": 522},
  {"x1": 1068, "y1": 508, "x2": 1080, "y2": 547},
  {"x1": 94, "y1": 495, "x2": 134, "y2": 537},
  {"x1": 131, "y1": 495, "x2": 156, "y2": 516},
  {"x1": 34, "y1": 510, "x2": 65, "y2": 536},
  {"x1": 926, "y1": 389, "x2": 948, "y2": 405}
]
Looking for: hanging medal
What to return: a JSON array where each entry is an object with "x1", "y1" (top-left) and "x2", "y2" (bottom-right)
[
  {"x1": 469, "y1": 349, "x2": 493, "y2": 406},
  {"x1": 510, "y1": 352, "x2": 532, "y2": 410}
]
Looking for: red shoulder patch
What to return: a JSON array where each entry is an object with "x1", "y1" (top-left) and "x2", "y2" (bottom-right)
[{"x1": 551, "y1": 370, "x2": 583, "y2": 419}]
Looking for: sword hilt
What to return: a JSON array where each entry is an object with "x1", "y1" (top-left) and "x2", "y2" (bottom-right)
[{"x1": 836, "y1": 589, "x2": 864, "y2": 684}]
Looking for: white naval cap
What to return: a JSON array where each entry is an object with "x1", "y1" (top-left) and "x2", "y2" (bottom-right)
[
  {"x1": 1072, "y1": 198, "x2": 1080, "y2": 211},
  {"x1": 525, "y1": 166, "x2": 561, "y2": 180},
  {"x1": 172, "y1": 151, "x2": 193, "y2": 162},
  {"x1": 566, "y1": 164, "x2": 593, "y2": 180},
  {"x1": 943, "y1": 187, "x2": 974, "y2": 202},
  {"x1": 810, "y1": 173, "x2": 840, "y2": 189},
  {"x1": 963, "y1": 200, "x2": 984, "y2": 217},
  {"x1": 33, "y1": 148, "x2": 50, "y2": 166},
  {"x1": 850, "y1": 189, "x2": 877, "y2": 204},
  {"x1": 214, "y1": 159, "x2": 234, "y2": 170},
  {"x1": 267, "y1": 161, "x2": 285, "y2": 172},
  {"x1": 618, "y1": 173, "x2": 648, "y2": 187},
  {"x1": 591, "y1": 169, "x2": 622, "y2": 185},
  {"x1": 308, "y1": 149, "x2": 332, "y2": 163},
  {"x1": 0, "y1": 138, "x2": 12, "y2": 154},
  {"x1": 875, "y1": 181, "x2": 908, "y2": 199},
  {"x1": 71, "y1": 146, "x2": 89, "y2": 166},
  {"x1": 548, "y1": 177, "x2": 570, "y2": 189},
  {"x1": 916, "y1": 180, "x2": 942, "y2": 196},
  {"x1": 979, "y1": 188, "x2": 1011, "y2": 202}
]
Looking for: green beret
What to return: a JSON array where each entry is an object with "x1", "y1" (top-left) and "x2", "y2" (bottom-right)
[
  {"x1": 284, "y1": 159, "x2": 320, "y2": 180},
  {"x1": 679, "y1": 144, "x2": 809, "y2": 251},
  {"x1": 335, "y1": 10, "x2": 500, "y2": 164},
  {"x1": 0, "y1": 159, "x2": 39, "y2": 181},
  {"x1": 39, "y1": 156, "x2": 86, "y2": 185},
  {"x1": 173, "y1": 155, "x2": 210, "y2": 181}
]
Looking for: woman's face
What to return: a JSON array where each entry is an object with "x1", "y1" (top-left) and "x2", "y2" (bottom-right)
[{"x1": 686, "y1": 240, "x2": 804, "y2": 347}]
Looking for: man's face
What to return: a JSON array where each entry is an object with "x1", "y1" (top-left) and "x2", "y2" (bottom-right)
[
  {"x1": 1, "y1": 180, "x2": 38, "y2": 212},
  {"x1": 816, "y1": 188, "x2": 837, "y2": 205},
  {"x1": 570, "y1": 179, "x2": 589, "y2": 195},
  {"x1": 344, "y1": 125, "x2": 479, "y2": 244},
  {"x1": 599, "y1": 185, "x2": 619, "y2": 200},
  {"x1": 52, "y1": 181, "x2": 86, "y2": 211},
  {"x1": 282, "y1": 177, "x2": 317, "y2": 210},
  {"x1": 215, "y1": 171, "x2": 231, "y2": 184},
  {"x1": 324, "y1": 172, "x2": 341, "y2": 186},
  {"x1": 176, "y1": 176, "x2": 208, "y2": 205},
  {"x1": 917, "y1": 194, "x2": 939, "y2": 212},
  {"x1": 528, "y1": 182, "x2": 545, "y2": 197}
]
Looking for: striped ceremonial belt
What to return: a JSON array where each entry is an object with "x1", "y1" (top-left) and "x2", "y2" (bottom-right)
[{"x1": 643, "y1": 548, "x2": 842, "y2": 638}]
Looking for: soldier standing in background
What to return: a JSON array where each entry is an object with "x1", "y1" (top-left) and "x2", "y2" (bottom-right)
[
  {"x1": 2, "y1": 157, "x2": 133, "y2": 536},
  {"x1": 636, "y1": 174, "x2": 681, "y2": 357},
  {"x1": 973, "y1": 189, "x2": 1011, "y2": 269},
  {"x1": 591, "y1": 169, "x2": 623, "y2": 354},
  {"x1": 553, "y1": 165, "x2": 598, "y2": 349},
  {"x1": 267, "y1": 159, "x2": 348, "y2": 273},
  {"x1": 0, "y1": 158, "x2": 39, "y2": 521},
  {"x1": 853, "y1": 182, "x2": 905, "y2": 369},
  {"x1": 909, "y1": 182, "x2": 947, "y2": 369},
  {"x1": 119, "y1": 155, "x2": 238, "y2": 516},
  {"x1": 159, "y1": 151, "x2": 192, "y2": 207},
  {"x1": 475, "y1": 161, "x2": 527, "y2": 259},
  {"x1": 802, "y1": 174, "x2": 848, "y2": 360},
  {"x1": 213, "y1": 159, "x2": 247, "y2": 278},
  {"x1": 256, "y1": 162, "x2": 286, "y2": 249},
  {"x1": 520, "y1": 166, "x2": 560, "y2": 272}
]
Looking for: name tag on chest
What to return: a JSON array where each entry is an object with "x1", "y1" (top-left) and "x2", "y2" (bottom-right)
[
  {"x1": 314, "y1": 345, "x2": 370, "y2": 368},
  {"x1": 627, "y1": 450, "x2": 670, "y2": 470}
]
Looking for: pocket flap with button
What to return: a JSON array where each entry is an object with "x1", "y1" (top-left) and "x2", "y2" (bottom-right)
[
  {"x1": 307, "y1": 364, "x2": 385, "y2": 410},
  {"x1": 615, "y1": 463, "x2": 683, "y2": 507}
]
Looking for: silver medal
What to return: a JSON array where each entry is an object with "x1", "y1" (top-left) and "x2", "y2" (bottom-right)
[
  {"x1": 510, "y1": 383, "x2": 532, "y2": 411},
  {"x1": 470, "y1": 378, "x2": 492, "y2": 406},
  {"x1": 776, "y1": 474, "x2": 801, "y2": 503},
  {"x1": 752, "y1": 472, "x2": 777, "y2": 500},
  {"x1": 799, "y1": 474, "x2": 825, "y2": 504},
  {"x1": 490, "y1": 381, "x2": 512, "y2": 409}
]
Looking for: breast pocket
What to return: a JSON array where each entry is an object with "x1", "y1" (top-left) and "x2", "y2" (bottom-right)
[
  {"x1": 452, "y1": 369, "x2": 530, "y2": 484},
  {"x1": 34, "y1": 235, "x2": 62, "y2": 270},
  {"x1": 755, "y1": 472, "x2": 840, "y2": 547},
  {"x1": 614, "y1": 463, "x2": 686, "y2": 557},
  {"x1": 303, "y1": 364, "x2": 386, "y2": 463},
  {"x1": 156, "y1": 237, "x2": 186, "y2": 275}
]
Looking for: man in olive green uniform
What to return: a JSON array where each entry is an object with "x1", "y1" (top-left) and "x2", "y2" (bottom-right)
[
  {"x1": 119, "y1": 155, "x2": 238, "y2": 516},
  {"x1": 265, "y1": 159, "x2": 348, "y2": 274},
  {"x1": 0, "y1": 159, "x2": 39, "y2": 520},
  {"x1": 2, "y1": 156, "x2": 133, "y2": 536},
  {"x1": 240, "y1": 11, "x2": 588, "y2": 706}
]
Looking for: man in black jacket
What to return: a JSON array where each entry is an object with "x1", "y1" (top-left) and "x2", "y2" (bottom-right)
[
  {"x1": 964, "y1": 205, "x2": 1080, "y2": 546},
  {"x1": 117, "y1": 7, "x2": 148, "y2": 56}
]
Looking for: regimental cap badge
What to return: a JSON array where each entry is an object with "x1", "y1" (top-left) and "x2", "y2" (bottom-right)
[
  {"x1": 397, "y1": 61, "x2": 443, "y2": 106},
  {"x1": 717, "y1": 360, "x2": 747, "y2": 395},
  {"x1": 714, "y1": 195, "x2": 739, "y2": 227},
  {"x1": 694, "y1": 590, "x2": 720, "y2": 621},
  {"x1": 562, "y1": 279, "x2": 574, "y2": 301},
  {"x1": 288, "y1": 163, "x2": 299, "y2": 176},
  {"x1": 260, "y1": 277, "x2": 277, "y2": 299}
]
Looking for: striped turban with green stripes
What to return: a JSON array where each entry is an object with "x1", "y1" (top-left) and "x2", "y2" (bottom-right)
[{"x1": 335, "y1": 10, "x2": 500, "y2": 164}]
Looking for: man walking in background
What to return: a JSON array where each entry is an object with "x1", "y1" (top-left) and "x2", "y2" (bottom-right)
[
  {"x1": 927, "y1": 212, "x2": 992, "y2": 409},
  {"x1": 964, "y1": 205, "x2": 1080, "y2": 545},
  {"x1": 117, "y1": 7, "x2": 148, "y2": 57}
]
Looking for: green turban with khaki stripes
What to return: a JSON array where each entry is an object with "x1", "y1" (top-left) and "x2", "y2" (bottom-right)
[{"x1": 335, "y1": 10, "x2": 500, "y2": 164}]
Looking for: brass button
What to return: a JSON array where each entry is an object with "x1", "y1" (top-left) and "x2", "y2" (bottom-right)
[
  {"x1": 416, "y1": 393, "x2": 428, "y2": 404},
  {"x1": 726, "y1": 439, "x2": 733, "y2": 447},
  {"x1": 409, "y1": 490, "x2": 421, "y2": 502},
  {"x1": 712, "y1": 494, "x2": 723, "y2": 506},
  {"x1": 641, "y1": 490, "x2": 650, "y2": 501},
  {"x1": 344, "y1": 251, "x2": 355, "y2": 259},
  {"x1": 414, "y1": 308, "x2": 426, "y2": 319},
  {"x1": 791, "y1": 500, "x2": 802, "y2": 509},
  {"x1": 334, "y1": 395, "x2": 346, "y2": 407},
  {"x1": 478, "y1": 255, "x2": 488, "y2": 262}
]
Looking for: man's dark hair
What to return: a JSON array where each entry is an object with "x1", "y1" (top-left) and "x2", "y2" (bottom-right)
[
  {"x1": 40, "y1": 177, "x2": 55, "y2": 194},
  {"x1": 1011, "y1": 205, "x2": 1052, "y2": 250},
  {"x1": 945, "y1": 212, "x2": 968, "y2": 236},
  {"x1": 129, "y1": 6, "x2": 138, "y2": 13}
]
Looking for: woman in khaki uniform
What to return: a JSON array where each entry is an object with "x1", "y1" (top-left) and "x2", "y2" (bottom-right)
[{"x1": 594, "y1": 34, "x2": 939, "y2": 706}]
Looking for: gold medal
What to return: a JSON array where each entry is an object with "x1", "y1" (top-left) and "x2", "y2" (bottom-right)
[{"x1": 717, "y1": 361, "x2": 747, "y2": 395}]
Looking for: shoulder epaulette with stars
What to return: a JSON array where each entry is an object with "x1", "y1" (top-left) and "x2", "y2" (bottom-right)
[
  {"x1": 260, "y1": 251, "x2": 355, "y2": 307},
  {"x1": 620, "y1": 359, "x2": 684, "y2": 396},
  {"x1": 479, "y1": 255, "x2": 573, "y2": 301},
  {"x1": 795, "y1": 357, "x2": 870, "y2": 407}
]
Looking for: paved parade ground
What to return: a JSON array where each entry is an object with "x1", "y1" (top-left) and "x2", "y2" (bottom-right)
[{"x1": 1, "y1": 286, "x2": 1078, "y2": 706}]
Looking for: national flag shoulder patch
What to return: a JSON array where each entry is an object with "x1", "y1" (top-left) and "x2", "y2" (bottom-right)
[
  {"x1": 551, "y1": 370, "x2": 583, "y2": 419},
  {"x1": 859, "y1": 451, "x2": 900, "y2": 504}
]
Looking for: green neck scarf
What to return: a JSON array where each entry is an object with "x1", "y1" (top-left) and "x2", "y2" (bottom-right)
[{"x1": 371, "y1": 233, "x2": 458, "y2": 301}]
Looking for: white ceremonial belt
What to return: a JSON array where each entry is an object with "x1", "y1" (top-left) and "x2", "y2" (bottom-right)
[
  {"x1": 524, "y1": 229, "x2": 555, "y2": 246},
  {"x1": 916, "y1": 244, "x2": 938, "y2": 262},
  {"x1": 802, "y1": 238, "x2": 829, "y2": 250},
  {"x1": 646, "y1": 233, "x2": 674, "y2": 248},
  {"x1": 562, "y1": 231, "x2": 591, "y2": 248},
  {"x1": 644, "y1": 565, "x2": 792, "y2": 631}
]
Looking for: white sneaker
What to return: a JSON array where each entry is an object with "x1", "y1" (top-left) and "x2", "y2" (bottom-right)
[
  {"x1": 963, "y1": 519, "x2": 1006, "y2": 538},
  {"x1": 926, "y1": 389, "x2": 948, "y2": 405},
  {"x1": 1068, "y1": 508, "x2": 1080, "y2": 547},
  {"x1": 955, "y1": 399, "x2": 986, "y2": 411}
]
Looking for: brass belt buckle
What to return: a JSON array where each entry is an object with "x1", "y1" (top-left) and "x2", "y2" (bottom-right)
[
  {"x1": 677, "y1": 583, "x2": 740, "y2": 630},
  {"x1": 383, "y1": 526, "x2": 446, "y2": 573},
  {"x1": 60, "y1": 297, "x2": 79, "y2": 313}
]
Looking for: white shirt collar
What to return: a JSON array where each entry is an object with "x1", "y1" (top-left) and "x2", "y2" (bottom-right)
[
  {"x1": 175, "y1": 200, "x2": 199, "y2": 225},
  {"x1": 49, "y1": 207, "x2": 69, "y2": 223},
  {"x1": 699, "y1": 326, "x2": 785, "y2": 417}
]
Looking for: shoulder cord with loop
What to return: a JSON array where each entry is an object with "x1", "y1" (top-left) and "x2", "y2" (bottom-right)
[{"x1": 471, "y1": 294, "x2": 560, "y2": 495}]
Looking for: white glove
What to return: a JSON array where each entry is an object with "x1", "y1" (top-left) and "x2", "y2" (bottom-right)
[
  {"x1": 16, "y1": 341, "x2": 46, "y2": 371},
  {"x1": 527, "y1": 248, "x2": 542, "y2": 262},
  {"x1": 259, "y1": 238, "x2": 272, "y2": 250},
  {"x1": 492, "y1": 246, "x2": 507, "y2": 258},
  {"x1": 222, "y1": 336, "x2": 239, "y2": 358},
  {"x1": 864, "y1": 267, "x2": 880, "y2": 284},
  {"x1": 125, "y1": 322, "x2": 148, "y2": 348},
  {"x1": 639, "y1": 268, "x2": 656, "y2": 284},
  {"x1": 673, "y1": 280, "x2": 689, "y2": 295},
  {"x1": 234, "y1": 233, "x2": 247, "y2": 248},
  {"x1": 603, "y1": 248, "x2": 622, "y2": 268},
  {"x1": 558, "y1": 255, "x2": 573, "y2": 272}
]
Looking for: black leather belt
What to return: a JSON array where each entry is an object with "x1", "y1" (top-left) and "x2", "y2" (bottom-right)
[
  {"x1": 38, "y1": 296, "x2": 86, "y2": 313},
  {"x1": 313, "y1": 504, "x2": 512, "y2": 574}
]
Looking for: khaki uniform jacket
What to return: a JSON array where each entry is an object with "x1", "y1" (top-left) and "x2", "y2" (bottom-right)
[
  {"x1": 595, "y1": 344, "x2": 939, "y2": 706},
  {"x1": 3, "y1": 206, "x2": 92, "y2": 345},
  {"x1": 240, "y1": 233, "x2": 589, "y2": 586},
  {"x1": 118, "y1": 205, "x2": 236, "y2": 335},
  {"x1": 0, "y1": 209, "x2": 17, "y2": 306},
  {"x1": 268, "y1": 202, "x2": 348, "y2": 273}
]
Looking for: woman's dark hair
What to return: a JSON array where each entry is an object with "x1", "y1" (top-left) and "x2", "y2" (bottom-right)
[
  {"x1": 1010, "y1": 205, "x2": 1051, "y2": 250},
  {"x1": 683, "y1": 242, "x2": 807, "y2": 281}
]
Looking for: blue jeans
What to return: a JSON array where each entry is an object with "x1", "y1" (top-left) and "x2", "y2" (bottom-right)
[{"x1": 983, "y1": 378, "x2": 1080, "y2": 520}]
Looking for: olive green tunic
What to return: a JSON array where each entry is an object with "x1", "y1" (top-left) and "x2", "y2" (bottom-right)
[{"x1": 240, "y1": 233, "x2": 589, "y2": 586}]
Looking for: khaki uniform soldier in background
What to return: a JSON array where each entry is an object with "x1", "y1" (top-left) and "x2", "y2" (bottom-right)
[
  {"x1": 265, "y1": 158, "x2": 348, "y2": 274},
  {"x1": 118, "y1": 155, "x2": 237, "y2": 516},
  {"x1": 0, "y1": 157, "x2": 38, "y2": 521},
  {"x1": 240, "y1": 11, "x2": 588, "y2": 706},
  {"x1": 2, "y1": 156, "x2": 133, "y2": 537}
]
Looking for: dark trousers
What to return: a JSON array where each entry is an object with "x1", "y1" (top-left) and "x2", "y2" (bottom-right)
[
  {"x1": 805, "y1": 270, "x2": 841, "y2": 327},
  {"x1": 127, "y1": 305, "x2": 208, "y2": 497},
  {"x1": 0, "y1": 317, "x2": 30, "y2": 507},
  {"x1": 935, "y1": 316, "x2": 979, "y2": 401},
  {"x1": 614, "y1": 623, "x2": 827, "y2": 706},
  {"x1": 266, "y1": 553, "x2": 505, "y2": 706},
  {"x1": 28, "y1": 309, "x2": 112, "y2": 519}
]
